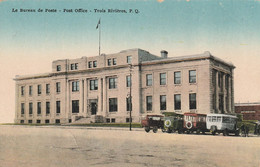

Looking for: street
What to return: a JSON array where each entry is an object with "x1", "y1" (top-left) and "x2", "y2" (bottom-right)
[{"x1": 0, "y1": 125, "x2": 259, "y2": 167}]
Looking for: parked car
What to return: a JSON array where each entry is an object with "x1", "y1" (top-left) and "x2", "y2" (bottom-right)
[
  {"x1": 141, "y1": 114, "x2": 164, "y2": 133},
  {"x1": 206, "y1": 114, "x2": 240, "y2": 136},
  {"x1": 163, "y1": 112, "x2": 184, "y2": 133},
  {"x1": 183, "y1": 113, "x2": 207, "y2": 134}
]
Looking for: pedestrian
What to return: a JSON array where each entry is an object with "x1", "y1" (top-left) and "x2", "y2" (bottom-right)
[
  {"x1": 245, "y1": 125, "x2": 249, "y2": 137},
  {"x1": 241, "y1": 124, "x2": 245, "y2": 137}
]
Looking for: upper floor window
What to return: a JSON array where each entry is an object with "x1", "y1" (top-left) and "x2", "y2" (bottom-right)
[
  {"x1": 174, "y1": 94, "x2": 181, "y2": 110},
  {"x1": 109, "y1": 78, "x2": 117, "y2": 89},
  {"x1": 90, "y1": 79, "x2": 98, "y2": 90},
  {"x1": 88, "y1": 61, "x2": 92, "y2": 68},
  {"x1": 75, "y1": 63, "x2": 78, "y2": 70},
  {"x1": 146, "y1": 74, "x2": 152, "y2": 86},
  {"x1": 127, "y1": 56, "x2": 132, "y2": 64},
  {"x1": 56, "y1": 65, "x2": 61, "y2": 71},
  {"x1": 46, "y1": 84, "x2": 50, "y2": 94},
  {"x1": 174, "y1": 71, "x2": 181, "y2": 84},
  {"x1": 29, "y1": 86, "x2": 32, "y2": 96},
  {"x1": 93, "y1": 61, "x2": 97, "y2": 68},
  {"x1": 21, "y1": 86, "x2": 25, "y2": 96},
  {"x1": 113, "y1": 58, "x2": 117, "y2": 65},
  {"x1": 109, "y1": 98, "x2": 118, "y2": 112},
  {"x1": 56, "y1": 82, "x2": 61, "y2": 93},
  {"x1": 72, "y1": 81, "x2": 79, "y2": 92},
  {"x1": 160, "y1": 73, "x2": 166, "y2": 85},
  {"x1": 37, "y1": 85, "x2": 42, "y2": 95},
  {"x1": 189, "y1": 93, "x2": 197, "y2": 109},
  {"x1": 71, "y1": 64, "x2": 75, "y2": 70},
  {"x1": 72, "y1": 100, "x2": 79, "y2": 113},
  {"x1": 189, "y1": 70, "x2": 196, "y2": 83},
  {"x1": 107, "y1": 59, "x2": 112, "y2": 66},
  {"x1": 126, "y1": 76, "x2": 131, "y2": 87}
]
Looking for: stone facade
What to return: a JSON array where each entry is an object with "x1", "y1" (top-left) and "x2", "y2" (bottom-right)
[{"x1": 14, "y1": 48, "x2": 235, "y2": 124}]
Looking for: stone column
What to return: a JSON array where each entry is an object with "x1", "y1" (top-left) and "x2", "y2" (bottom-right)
[
  {"x1": 223, "y1": 73, "x2": 226, "y2": 113},
  {"x1": 80, "y1": 79, "x2": 84, "y2": 115},
  {"x1": 84, "y1": 78, "x2": 88, "y2": 117},
  {"x1": 66, "y1": 80, "x2": 70, "y2": 120},
  {"x1": 103, "y1": 77, "x2": 107, "y2": 117},
  {"x1": 215, "y1": 71, "x2": 219, "y2": 113}
]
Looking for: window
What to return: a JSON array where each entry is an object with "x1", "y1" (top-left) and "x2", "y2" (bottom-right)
[
  {"x1": 113, "y1": 58, "x2": 117, "y2": 65},
  {"x1": 46, "y1": 102, "x2": 50, "y2": 114},
  {"x1": 21, "y1": 86, "x2": 25, "y2": 96},
  {"x1": 56, "y1": 82, "x2": 60, "y2": 93},
  {"x1": 107, "y1": 59, "x2": 112, "y2": 66},
  {"x1": 55, "y1": 119, "x2": 60, "y2": 124},
  {"x1": 146, "y1": 96, "x2": 152, "y2": 111},
  {"x1": 160, "y1": 95, "x2": 166, "y2": 110},
  {"x1": 90, "y1": 80, "x2": 98, "y2": 90},
  {"x1": 126, "y1": 97, "x2": 132, "y2": 111},
  {"x1": 71, "y1": 64, "x2": 75, "y2": 70},
  {"x1": 28, "y1": 120, "x2": 32, "y2": 123},
  {"x1": 160, "y1": 73, "x2": 166, "y2": 85},
  {"x1": 56, "y1": 101, "x2": 60, "y2": 114},
  {"x1": 111, "y1": 118, "x2": 116, "y2": 123},
  {"x1": 37, "y1": 102, "x2": 41, "y2": 115},
  {"x1": 127, "y1": 56, "x2": 132, "y2": 64},
  {"x1": 45, "y1": 120, "x2": 50, "y2": 124},
  {"x1": 29, "y1": 103, "x2": 33, "y2": 115},
  {"x1": 38, "y1": 85, "x2": 41, "y2": 95},
  {"x1": 72, "y1": 81, "x2": 79, "y2": 92},
  {"x1": 146, "y1": 74, "x2": 152, "y2": 86},
  {"x1": 174, "y1": 94, "x2": 181, "y2": 110},
  {"x1": 75, "y1": 63, "x2": 78, "y2": 70},
  {"x1": 72, "y1": 100, "x2": 79, "y2": 113},
  {"x1": 189, "y1": 93, "x2": 197, "y2": 109},
  {"x1": 88, "y1": 61, "x2": 92, "y2": 68},
  {"x1": 21, "y1": 103, "x2": 25, "y2": 115},
  {"x1": 109, "y1": 98, "x2": 118, "y2": 112},
  {"x1": 57, "y1": 65, "x2": 61, "y2": 71},
  {"x1": 109, "y1": 78, "x2": 117, "y2": 89},
  {"x1": 46, "y1": 84, "x2": 50, "y2": 94},
  {"x1": 126, "y1": 76, "x2": 131, "y2": 87},
  {"x1": 174, "y1": 71, "x2": 181, "y2": 84},
  {"x1": 20, "y1": 120, "x2": 24, "y2": 123},
  {"x1": 93, "y1": 61, "x2": 97, "y2": 68},
  {"x1": 189, "y1": 70, "x2": 196, "y2": 83},
  {"x1": 29, "y1": 86, "x2": 32, "y2": 96},
  {"x1": 106, "y1": 118, "x2": 110, "y2": 123},
  {"x1": 37, "y1": 120, "x2": 41, "y2": 124}
]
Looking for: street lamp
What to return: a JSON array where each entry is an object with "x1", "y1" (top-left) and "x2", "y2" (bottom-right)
[{"x1": 129, "y1": 64, "x2": 133, "y2": 131}]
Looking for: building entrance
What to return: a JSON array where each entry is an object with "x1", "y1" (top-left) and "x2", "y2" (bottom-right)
[{"x1": 89, "y1": 99, "x2": 98, "y2": 115}]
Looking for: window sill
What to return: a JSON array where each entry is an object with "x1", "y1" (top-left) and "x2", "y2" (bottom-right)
[
  {"x1": 189, "y1": 83, "x2": 197, "y2": 85},
  {"x1": 189, "y1": 109, "x2": 197, "y2": 113}
]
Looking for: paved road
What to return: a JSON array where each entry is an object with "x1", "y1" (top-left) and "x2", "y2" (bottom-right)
[{"x1": 0, "y1": 125, "x2": 259, "y2": 167}]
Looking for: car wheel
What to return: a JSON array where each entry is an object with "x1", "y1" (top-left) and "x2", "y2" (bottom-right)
[
  {"x1": 145, "y1": 127, "x2": 150, "y2": 133},
  {"x1": 153, "y1": 126, "x2": 158, "y2": 133}
]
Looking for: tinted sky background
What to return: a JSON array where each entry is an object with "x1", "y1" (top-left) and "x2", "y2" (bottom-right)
[{"x1": 0, "y1": 0, "x2": 260, "y2": 123}]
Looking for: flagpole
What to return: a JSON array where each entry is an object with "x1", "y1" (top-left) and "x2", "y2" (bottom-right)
[{"x1": 99, "y1": 18, "x2": 101, "y2": 56}]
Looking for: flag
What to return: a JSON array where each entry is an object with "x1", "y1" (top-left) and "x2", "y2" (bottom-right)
[{"x1": 96, "y1": 19, "x2": 100, "y2": 29}]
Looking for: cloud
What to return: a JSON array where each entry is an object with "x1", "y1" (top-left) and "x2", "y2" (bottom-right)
[{"x1": 157, "y1": 0, "x2": 164, "y2": 3}]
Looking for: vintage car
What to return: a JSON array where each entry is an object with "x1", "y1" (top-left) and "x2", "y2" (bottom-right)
[
  {"x1": 206, "y1": 114, "x2": 240, "y2": 136},
  {"x1": 141, "y1": 114, "x2": 164, "y2": 133},
  {"x1": 163, "y1": 112, "x2": 184, "y2": 133},
  {"x1": 183, "y1": 112, "x2": 207, "y2": 134}
]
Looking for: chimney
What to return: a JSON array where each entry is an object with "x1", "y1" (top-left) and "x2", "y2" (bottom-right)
[{"x1": 160, "y1": 50, "x2": 168, "y2": 58}]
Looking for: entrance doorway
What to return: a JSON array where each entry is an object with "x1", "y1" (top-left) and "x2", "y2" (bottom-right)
[{"x1": 89, "y1": 99, "x2": 98, "y2": 115}]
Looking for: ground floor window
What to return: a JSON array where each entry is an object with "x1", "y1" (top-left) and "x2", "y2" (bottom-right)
[
  {"x1": 45, "y1": 120, "x2": 49, "y2": 124},
  {"x1": 20, "y1": 120, "x2": 24, "y2": 123},
  {"x1": 111, "y1": 118, "x2": 116, "y2": 123},
  {"x1": 106, "y1": 118, "x2": 110, "y2": 123},
  {"x1": 55, "y1": 119, "x2": 60, "y2": 124},
  {"x1": 160, "y1": 95, "x2": 167, "y2": 110},
  {"x1": 37, "y1": 120, "x2": 41, "y2": 124},
  {"x1": 126, "y1": 118, "x2": 132, "y2": 123},
  {"x1": 189, "y1": 93, "x2": 197, "y2": 110},
  {"x1": 109, "y1": 98, "x2": 118, "y2": 112},
  {"x1": 174, "y1": 94, "x2": 181, "y2": 110},
  {"x1": 146, "y1": 96, "x2": 152, "y2": 111},
  {"x1": 28, "y1": 120, "x2": 32, "y2": 124},
  {"x1": 69, "y1": 119, "x2": 72, "y2": 123},
  {"x1": 72, "y1": 100, "x2": 79, "y2": 113}
]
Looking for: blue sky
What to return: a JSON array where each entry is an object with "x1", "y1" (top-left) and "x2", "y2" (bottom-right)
[{"x1": 1, "y1": 0, "x2": 260, "y2": 122}]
